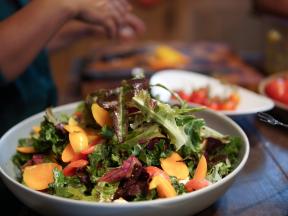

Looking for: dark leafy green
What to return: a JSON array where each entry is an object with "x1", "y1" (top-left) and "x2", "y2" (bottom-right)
[
  {"x1": 170, "y1": 176, "x2": 186, "y2": 195},
  {"x1": 32, "y1": 118, "x2": 68, "y2": 157}
]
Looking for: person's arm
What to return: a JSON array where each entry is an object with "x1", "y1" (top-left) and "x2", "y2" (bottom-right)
[
  {"x1": 47, "y1": 13, "x2": 146, "y2": 52},
  {"x1": 0, "y1": 0, "x2": 75, "y2": 81},
  {"x1": 0, "y1": 0, "x2": 131, "y2": 82},
  {"x1": 47, "y1": 21, "x2": 106, "y2": 52}
]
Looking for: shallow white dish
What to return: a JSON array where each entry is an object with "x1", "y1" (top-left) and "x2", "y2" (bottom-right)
[
  {"x1": 258, "y1": 72, "x2": 288, "y2": 112},
  {"x1": 150, "y1": 70, "x2": 274, "y2": 116},
  {"x1": 0, "y1": 102, "x2": 249, "y2": 216}
]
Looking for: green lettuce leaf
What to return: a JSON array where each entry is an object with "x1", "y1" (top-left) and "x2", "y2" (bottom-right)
[
  {"x1": 133, "y1": 90, "x2": 189, "y2": 150},
  {"x1": 206, "y1": 159, "x2": 231, "y2": 183},
  {"x1": 121, "y1": 124, "x2": 165, "y2": 150}
]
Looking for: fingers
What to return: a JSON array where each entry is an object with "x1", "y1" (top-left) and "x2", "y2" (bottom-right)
[
  {"x1": 104, "y1": 18, "x2": 118, "y2": 39},
  {"x1": 109, "y1": 0, "x2": 131, "y2": 33},
  {"x1": 113, "y1": 0, "x2": 128, "y2": 15},
  {"x1": 115, "y1": 0, "x2": 132, "y2": 11},
  {"x1": 77, "y1": 0, "x2": 143, "y2": 40},
  {"x1": 124, "y1": 14, "x2": 146, "y2": 35}
]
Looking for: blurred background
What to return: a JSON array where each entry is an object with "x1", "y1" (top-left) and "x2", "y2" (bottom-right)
[{"x1": 49, "y1": 0, "x2": 288, "y2": 104}]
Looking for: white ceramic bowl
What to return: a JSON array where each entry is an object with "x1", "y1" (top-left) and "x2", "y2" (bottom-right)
[{"x1": 0, "y1": 102, "x2": 249, "y2": 216}]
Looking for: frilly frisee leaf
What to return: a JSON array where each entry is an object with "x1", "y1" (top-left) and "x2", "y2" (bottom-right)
[
  {"x1": 132, "y1": 90, "x2": 189, "y2": 150},
  {"x1": 201, "y1": 126, "x2": 230, "y2": 144}
]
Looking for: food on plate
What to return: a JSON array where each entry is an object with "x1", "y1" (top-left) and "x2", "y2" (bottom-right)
[
  {"x1": 264, "y1": 76, "x2": 288, "y2": 105},
  {"x1": 147, "y1": 45, "x2": 188, "y2": 70},
  {"x1": 176, "y1": 86, "x2": 240, "y2": 111},
  {"x1": 12, "y1": 78, "x2": 241, "y2": 202}
]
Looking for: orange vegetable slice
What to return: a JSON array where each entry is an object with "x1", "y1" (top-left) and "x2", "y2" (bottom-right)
[
  {"x1": 61, "y1": 144, "x2": 75, "y2": 163},
  {"x1": 69, "y1": 131, "x2": 88, "y2": 153},
  {"x1": 149, "y1": 175, "x2": 177, "y2": 198},
  {"x1": 61, "y1": 143, "x2": 87, "y2": 163},
  {"x1": 23, "y1": 163, "x2": 62, "y2": 190},
  {"x1": 63, "y1": 125, "x2": 84, "y2": 134},
  {"x1": 85, "y1": 128, "x2": 102, "y2": 144},
  {"x1": 193, "y1": 155, "x2": 207, "y2": 180},
  {"x1": 32, "y1": 126, "x2": 41, "y2": 134},
  {"x1": 160, "y1": 152, "x2": 189, "y2": 180},
  {"x1": 16, "y1": 146, "x2": 36, "y2": 154},
  {"x1": 91, "y1": 103, "x2": 112, "y2": 127},
  {"x1": 63, "y1": 125, "x2": 89, "y2": 153},
  {"x1": 63, "y1": 159, "x2": 88, "y2": 176}
]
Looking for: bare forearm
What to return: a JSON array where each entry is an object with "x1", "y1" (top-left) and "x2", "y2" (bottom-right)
[
  {"x1": 47, "y1": 21, "x2": 105, "y2": 52},
  {"x1": 0, "y1": 0, "x2": 75, "y2": 81}
]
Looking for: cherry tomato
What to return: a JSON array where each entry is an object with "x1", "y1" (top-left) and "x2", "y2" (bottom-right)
[
  {"x1": 203, "y1": 99, "x2": 220, "y2": 110},
  {"x1": 281, "y1": 79, "x2": 288, "y2": 104},
  {"x1": 177, "y1": 91, "x2": 190, "y2": 101},
  {"x1": 189, "y1": 88, "x2": 207, "y2": 104},
  {"x1": 265, "y1": 79, "x2": 286, "y2": 101},
  {"x1": 177, "y1": 87, "x2": 239, "y2": 111},
  {"x1": 229, "y1": 93, "x2": 240, "y2": 104},
  {"x1": 219, "y1": 100, "x2": 237, "y2": 110}
]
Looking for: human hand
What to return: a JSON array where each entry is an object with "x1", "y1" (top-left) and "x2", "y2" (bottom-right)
[
  {"x1": 84, "y1": 13, "x2": 145, "y2": 42},
  {"x1": 118, "y1": 13, "x2": 146, "y2": 41},
  {"x1": 71, "y1": 0, "x2": 132, "y2": 38}
]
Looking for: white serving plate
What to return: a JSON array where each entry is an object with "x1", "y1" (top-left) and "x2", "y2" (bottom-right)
[{"x1": 150, "y1": 70, "x2": 274, "y2": 116}]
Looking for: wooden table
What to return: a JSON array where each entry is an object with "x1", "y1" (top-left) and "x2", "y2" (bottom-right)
[{"x1": 198, "y1": 114, "x2": 288, "y2": 216}]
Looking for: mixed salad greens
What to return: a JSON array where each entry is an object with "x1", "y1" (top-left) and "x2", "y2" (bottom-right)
[{"x1": 13, "y1": 77, "x2": 241, "y2": 202}]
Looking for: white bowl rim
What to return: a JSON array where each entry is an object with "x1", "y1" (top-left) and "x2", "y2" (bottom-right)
[{"x1": 0, "y1": 101, "x2": 249, "y2": 207}]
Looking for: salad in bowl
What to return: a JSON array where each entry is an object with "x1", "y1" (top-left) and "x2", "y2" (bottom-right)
[{"x1": 12, "y1": 78, "x2": 242, "y2": 203}]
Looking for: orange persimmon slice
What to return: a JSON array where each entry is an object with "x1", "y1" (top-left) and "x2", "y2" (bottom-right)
[
  {"x1": 23, "y1": 163, "x2": 62, "y2": 190},
  {"x1": 149, "y1": 175, "x2": 177, "y2": 198},
  {"x1": 16, "y1": 146, "x2": 36, "y2": 154},
  {"x1": 193, "y1": 155, "x2": 207, "y2": 180},
  {"x1": 69, "y1": 131, "x2": 88, "y2": 153},
  {"x1": 61, "y1": 144, "x2": 75, "y2": 163},
  {"x1": 160, "y1": 152, "x2": 189, "y2": 180},
  {"x1": 91, "y1": 103, "x2": 112, "y2": 127}
]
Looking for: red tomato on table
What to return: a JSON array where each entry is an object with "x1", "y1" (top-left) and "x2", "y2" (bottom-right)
[
  {"x1": 265, "y1": 78, "x2": 288, "y2": 105},
  {"x1": 265, "y1": 79, "x2": 285, "y2": 101}
]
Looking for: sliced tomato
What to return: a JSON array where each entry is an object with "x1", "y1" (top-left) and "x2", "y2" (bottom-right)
[
  {"x1": 185, "y1": 178, "x2": 210, "y2": 192},
  {"x1": 145, "y1": 166, "x2": 170, "y2": 181},
  {"x1": 177, "y1": 91, "x2": 190, "y2": 101},
  {"x1": 203, "y1": 99, "x2": 220, "y2": 110},
  {"x1": 81, "y1": 145, "x2": 96, "y2": 155},
  {"x1": 63, "y1": 159, "x2": 88, "y2": 176},
  {"x1": 189, "y1": 88, "x2": 207, "y2": 104},
  {"x1": 219, "y1": 100, "x2": 237, "y2": 111}
]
